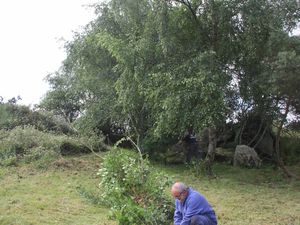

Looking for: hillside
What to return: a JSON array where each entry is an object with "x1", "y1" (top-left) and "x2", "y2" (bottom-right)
[{"x1": 0, "y1": 153, "x2": 299, "y2": 225}]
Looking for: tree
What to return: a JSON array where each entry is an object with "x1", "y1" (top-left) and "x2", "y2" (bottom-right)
[
  {"x1": 40, "y1": 72, "x2": 83, "y2": 123},
  {"x1": 93, "y1": 0, "x2": 171, "y2": 148},
  {"x1": 271, "y1": 48, "x2": 300, "y2": 178},
  {"x1": 42, "y1": 0, "x2": 300, "y2": 176},
  {"x1": 148, "y1": 0, "x2": 238, "y2": 174}
]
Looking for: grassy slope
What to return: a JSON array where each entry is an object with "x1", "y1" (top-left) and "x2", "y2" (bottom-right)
[
  {"x1": 0, "y1": 155, "x2": 116, "y2": 225},
  {"x1": 0, "y1": 154, "x2": 299, "y2": 225},
  {"x1": 161, "y1": 163, "x2": 300, "y2": 225}
]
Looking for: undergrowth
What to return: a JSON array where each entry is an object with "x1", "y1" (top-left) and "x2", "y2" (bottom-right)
[
  {"x1": 97, "y1": 149, "x2": 174, "y2": 225},
  {"x1": 0, "y1": 126, "x2": 103, "y2": 167}
]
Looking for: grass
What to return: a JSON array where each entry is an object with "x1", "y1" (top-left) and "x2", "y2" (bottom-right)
[
  {"x1": 161, "y1": 162, "x2": 300, "y2": 225},
  {"x1": 0, "y1": 155, "x2": 116, "y2": 225},
  {"x1": 0, "y1": 153, "x2": 300, "y2": 225}
]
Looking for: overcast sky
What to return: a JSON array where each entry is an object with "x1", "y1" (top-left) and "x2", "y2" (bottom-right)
[{"x1": 0, "y1": 0, "x2": 98, "y2": 106}]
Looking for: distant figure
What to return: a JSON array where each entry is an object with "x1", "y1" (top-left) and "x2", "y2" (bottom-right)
[
  {"x1": 183, "y1": 129, "x2": 200, "y2": 163},
  {"x1": 171, "y1": 182, "x2": 217, "y2": 225}
]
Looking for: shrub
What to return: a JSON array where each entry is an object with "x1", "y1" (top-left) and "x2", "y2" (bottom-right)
[
  {"x1": 98, "y1": 149, "x2": 174, "y2": 225},
  {"x1": 0, "y1": 126, "x2": 60, "y2": 166},
  {"x1": 281, "y1": 131, "x2": 300, "y2": 165},
  {"x1": 0, "y1": 103, "x2": 73, "y2": 134},
  {"x1": 0, "y1": 126, "x2": 103, "y2": 167}
]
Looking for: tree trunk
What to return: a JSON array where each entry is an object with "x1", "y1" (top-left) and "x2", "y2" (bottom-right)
[
  {"x1": 253, "y1": 125, "x2": 268, "y2": 149},
  {"x1": 274, "y1": 97, "x2": 299, "y2": 179},
  {"x1": 205, "y1": 127, "x2": 216, "y2": 177},
  {"x1": 235, "y1": 116, "x2": 248, "y2": 145},
  {"x1": 248, "y1": 121, "x2": 264, "y2": 146}
]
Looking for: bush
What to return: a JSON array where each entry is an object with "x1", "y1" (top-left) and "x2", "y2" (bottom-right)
[
  {"x1": 0, "y1": 103, "x2": 73, "y2": 134},
  {"x1": 0, "y1": 126, "x2": 60, "y2": 166},
  {"x1": 98, "y1": 149, "x2": 174, "y2": 225},
  {"x1": 281, "y1": 131, "x2": 300, "y2": 165},
  {"x1": 0, "y1": 126, "x2": 103, "y2": 167}
]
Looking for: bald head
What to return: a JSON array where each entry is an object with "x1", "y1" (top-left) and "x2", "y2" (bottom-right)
[
  {"x1": 171, "y1": 182, "x2": 189, "y2": 202},
  {"x1": 171, "y1": 182, "x2": 188, "y2": 193}
]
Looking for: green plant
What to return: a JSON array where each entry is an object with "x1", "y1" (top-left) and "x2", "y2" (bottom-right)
[
  {"x1": 0, "y1": 126, "x2": 98, "y2": 167},
  {"x1": 186, "y1": 159, "x2": 205, "y2": 177},
  {"x1": 76, "y1": 186, "x2": 103, "y2": 205},
  {"x1": 281, "y1": 132, "x2": 300, "y2": 165},
  {"x1": 0, "y1": 103, "x2": 73, "y2": 134},
  {"x1": 97, "y1": 148, "x2": 174, "y2": 225},
  {"x1": 0, "y1": 126, "x2": 56, "y2": 165}
]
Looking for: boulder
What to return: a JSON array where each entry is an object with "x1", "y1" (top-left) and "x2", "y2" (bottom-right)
[{"x1": 234, "y1": 145, "x2": 262, "y2": 168}]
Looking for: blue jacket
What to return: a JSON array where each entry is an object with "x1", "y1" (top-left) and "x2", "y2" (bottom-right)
[{"x1": 174, "y1": 188, "x2": 217, "y2": 225}]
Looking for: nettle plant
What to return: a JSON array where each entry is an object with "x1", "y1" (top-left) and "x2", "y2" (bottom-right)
[{"x1": 98, "y1": 148, "x2": 174, "y2": 225}]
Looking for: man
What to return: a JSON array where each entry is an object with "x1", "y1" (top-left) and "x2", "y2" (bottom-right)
[
  {"x1": 183, "y1": 129, "x2": 200, "y2": 164},
  {"x1": 171, "y1": 182, "x2": 217, "y2": 225}
]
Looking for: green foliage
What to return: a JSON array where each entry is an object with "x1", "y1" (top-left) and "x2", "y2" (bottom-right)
[
  {"x1": 98, "y1": 149, "x2": 174, "y2": 224},
  {"x1": 146, "y1": 51, "x2": 229, "y2": 137},
  {"x1": 273, "y1": 50, "x2": 300, "y2": 107},
  {"x1": 186, "y1": 159, "x2": 205, "y2": 178},
  {"x1": 0, "y1": 103, "x2": 73, "y2": 134},
  {"x1": 76, "y1": 185, "x2": 104, "y2": 205},
  {"x1": 0, "y1": 126, "x2": 59, "y2": 166},
  {"x1": 281, "y1": 131, "x2": 300, "y2": 165},
  {"x1": 0, "y1": 126, "x2": 102, "y2": 167},
  {"x1": 40, "y1": 71, "x2": 84, "y2": 123},
  {"x1": 41, "y1": 0, "x2": 300, "y2": 162}
]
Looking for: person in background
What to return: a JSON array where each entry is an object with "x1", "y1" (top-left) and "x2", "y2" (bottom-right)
[
  {"x1": 183, "y1": 128, "x2": 201, "y2": 164},
  {"x1": 171, "y1": 182, "x2": 217, "y2": 225}
]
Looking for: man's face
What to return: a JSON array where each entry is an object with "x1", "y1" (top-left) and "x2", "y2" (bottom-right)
[{"x1": 171, "y1": 189, "x2": 187, "y2": 203}]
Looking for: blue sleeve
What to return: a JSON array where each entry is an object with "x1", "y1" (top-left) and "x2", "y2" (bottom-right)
[
  {"x1": 174, "y1": 201, "x2": 182, "y2": 225},
  {"x1": 180, "y1": 196, "x2": 201, "y2": 225}
]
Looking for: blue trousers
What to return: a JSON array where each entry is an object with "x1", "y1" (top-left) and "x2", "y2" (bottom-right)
[{"x1": 190, "y1": 215, "x2": 217, "y2": 225}]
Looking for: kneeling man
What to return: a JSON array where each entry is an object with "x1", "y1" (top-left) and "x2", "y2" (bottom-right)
[{"x1": 171, "y1": 182, "x2": 217, "y2": 225}]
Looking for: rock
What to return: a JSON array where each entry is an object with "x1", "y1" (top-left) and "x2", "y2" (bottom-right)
[{"x1": 234, "y1": 145, "x2": 262, "y2": 168}]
